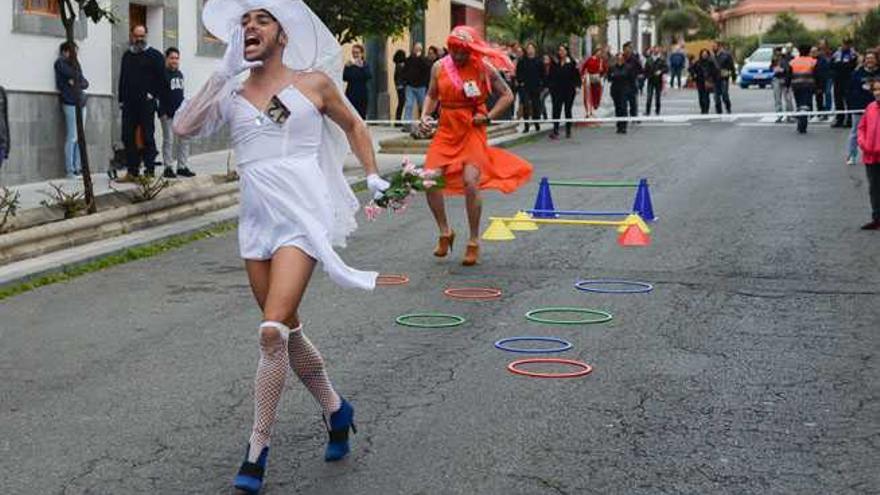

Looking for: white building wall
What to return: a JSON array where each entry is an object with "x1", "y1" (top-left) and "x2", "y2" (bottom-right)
[
  {"x1": 177, "y1": 2, "x2": 223, "y2": 96},
  {"x1": 607, "y1": 17, "x2": 633, "y2": 54},
  {"x1": 0, "y1": 0, "x2": 113, "y2": 96}
]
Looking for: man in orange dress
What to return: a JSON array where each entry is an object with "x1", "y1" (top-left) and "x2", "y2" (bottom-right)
[{"x1": 420, "y1": 27, "x2": 533, "y2": 266}]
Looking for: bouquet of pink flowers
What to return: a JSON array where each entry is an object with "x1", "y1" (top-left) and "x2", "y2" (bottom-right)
[{"x1": 364, "y1": 158, "x2": 445, "y2": 221}]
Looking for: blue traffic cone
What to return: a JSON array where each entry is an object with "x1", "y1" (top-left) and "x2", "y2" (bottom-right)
[
  {"x1": 631, "y1": 178, "x2": 655, "y2": 222},
  {"x1": 532, "y1": 177, "x2": 557, "y2": 218}
]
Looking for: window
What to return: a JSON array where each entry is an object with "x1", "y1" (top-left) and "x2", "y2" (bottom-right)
[{"x1": 23, "y1": 0, "x2": 60, "y2": 16}]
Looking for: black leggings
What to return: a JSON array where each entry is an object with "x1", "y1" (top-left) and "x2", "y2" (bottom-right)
[
  {"x1": 551, "y1": 91, "x2": 575, "y2": 136},
  {"x1": 395, "y1": 87, "x2": 406, "y2": 122}
]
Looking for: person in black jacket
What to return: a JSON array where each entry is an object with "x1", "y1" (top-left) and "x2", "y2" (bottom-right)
[
  {"x1": 831, "y1": 39, "x2": 859, "y2": 128},
  {"x1": 712, "y1": 41, "x2": 735, "y2": 114},
  {"x1": 402, "y1": 43, "x2": 431, "y2": 130},
  {"x1": 343, "y1": 43, "x2": 371, "y2": 119},
  {"x1": 548, "y1": 44, "x2": 581, "y2": 139},
  {"x1": 160, "y1": 47, "x2": 194, "y2": 179},
  {"x1": 54, "y1": 41, "x2": 90, "y2": 178},
  {"x1": 516, "y1": 42, "x2": 544, "y2": 133},
  {"x1": 609, "y1": 53, "x2": 638, "y2": 134},
  {"x1": 622, "y1": 42, "x2": 641, "y2": 120},
  {"x1": 690, "y1": 49, "x2": 718, "y2": 114},
  {"x1": 644, "y1": 46, "x2": 668, "y2": 116},
  {"x1": 392, "y1": 49, "x2": 407, "y2": 124},
  {"x1": 118, "y1": 24, "x2": 170, "y2": 179},
  {"x1": 0, "y1": 85, "x2": 8, "y2": 170}
]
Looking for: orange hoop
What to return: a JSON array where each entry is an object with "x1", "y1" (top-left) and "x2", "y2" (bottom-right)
[
  {"x1": 376, "y1": 273, "x2": 410, "y2": 286},
  {"x1": 443, "y1": 287, "x2": 503, "y2": 300}
]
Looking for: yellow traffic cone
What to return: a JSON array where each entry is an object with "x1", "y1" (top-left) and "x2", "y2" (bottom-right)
[
  {"x1": 617, "y1": 214, "x2": 651, "y2": 234},
  {"x1": 482, "y1": 219, "x2": 516, "y2": 241},
  {"x1": 508, "y1": 211, "x2": 539, "y2": 231}
]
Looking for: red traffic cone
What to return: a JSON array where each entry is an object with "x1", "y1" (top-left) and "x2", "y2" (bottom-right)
[{"x1": 617, "y1": 225, "x2": 651, "y2": 247}]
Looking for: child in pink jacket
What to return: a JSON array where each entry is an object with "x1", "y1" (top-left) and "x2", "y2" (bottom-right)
[{"x1": 857, "y1": 80, "x2": 880, "y2": 230}]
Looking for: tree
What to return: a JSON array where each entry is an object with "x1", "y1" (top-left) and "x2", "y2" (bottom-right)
[
  {"x1": 524, "y1": 0, "x2": 606, "y2": 46},
  {"x1": 854, "y1": 6, "x2": 880, "y2": 52},
  {"x1": 763, "y1": 12, "x2": 815, "y2": 47},
  {"x1": 58, "y1": 1, "x2": 117, "y2": 215},
  {"x1": 306, "y1": 0, "x2": 428, "y2": 45},
  {"x1": 487, "y1": 0, "x2": 539, "y2": 44}
]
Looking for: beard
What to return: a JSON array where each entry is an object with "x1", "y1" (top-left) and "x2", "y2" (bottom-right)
[{"x1": 130, "y1": 40, "x2": 147, "y2": 53}]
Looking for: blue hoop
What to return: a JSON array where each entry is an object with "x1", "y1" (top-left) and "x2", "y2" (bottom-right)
[
  {"x1": 494, "y1": 336, "x2": 573, "y2": 354},
  {"x1": 574, "y1": 279, "x2": 654, "y2": 294}
]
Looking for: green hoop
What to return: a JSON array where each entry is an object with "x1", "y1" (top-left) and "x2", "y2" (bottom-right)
[
  {"x1": 395, "y1": 313, "x2": 467, "y2": 328},
  {"x1": 525, "y1": 307, "x2": 613, "y2": 325}
]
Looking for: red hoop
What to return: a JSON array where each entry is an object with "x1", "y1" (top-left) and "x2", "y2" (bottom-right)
[
  {"x1": 507, "y1": 358, "x2": 593, "y2": 378},
  {"x1": 443, "y1": 286, "x2": 503, "y2": 300},
  {"x1": 376, "y1": 273, "x2": 410, "y2": 286}
]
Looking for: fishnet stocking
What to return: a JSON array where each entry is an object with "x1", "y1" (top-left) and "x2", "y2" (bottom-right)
[
  {"x1": 247, "y1": 322, "x2": 290, "y2": 462},
  {"x1": 288, "y1": 327, "x2": 342, "y2": 419}
]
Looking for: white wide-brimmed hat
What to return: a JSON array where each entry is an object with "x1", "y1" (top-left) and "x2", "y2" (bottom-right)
[{"x1": 203, "y1": 0, "x2": 339, "y2": 73}]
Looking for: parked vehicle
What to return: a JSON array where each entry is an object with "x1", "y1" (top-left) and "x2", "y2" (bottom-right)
[{"x1": 738, "y1": 45, "x2": 799, "y2": 89}]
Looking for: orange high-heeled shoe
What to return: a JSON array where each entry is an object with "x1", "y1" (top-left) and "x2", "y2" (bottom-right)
[
  {"x1": 462, "y1": 242, "x2": 479, "y2": 266},
  {"x1": 434, "y1": 230, "x2": 455, "y2": 258}
]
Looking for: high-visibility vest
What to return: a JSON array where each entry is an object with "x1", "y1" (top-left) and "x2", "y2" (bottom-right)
[{"x1": 790, "y1": 56, "x2": 817, "y2": 87}]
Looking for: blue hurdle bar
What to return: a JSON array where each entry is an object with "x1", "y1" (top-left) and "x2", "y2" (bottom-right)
[{"x1": 526, "y1": 209, "x2": 632, "y2": 217}]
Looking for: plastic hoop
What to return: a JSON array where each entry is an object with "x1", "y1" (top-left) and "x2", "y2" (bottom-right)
[
  {"x1": 574, "y1": 279, "x2": 654, "y2": 294},
  {"x1": 525, "y1": 307, "x2": 613, "y2": 325},
  {"x1": 494, "y1": 336, "x2": 573, "y2": 354},
  {"x1": 443, "y1": 287, "x2": 503, "y2": 300},
  {"x1": 507, "y1": 358, "x2": 593, "y2": 378},
  {"x1": 376, "y1": 273, "x2": 410, "y2": 286},
  {"x1": 395, "y1": 313, "x2": 466, "y2": 328}
]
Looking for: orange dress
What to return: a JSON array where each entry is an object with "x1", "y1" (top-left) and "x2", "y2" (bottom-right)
[{"x1": 425, "y1": 61, "x2": 533, "y2": 195}]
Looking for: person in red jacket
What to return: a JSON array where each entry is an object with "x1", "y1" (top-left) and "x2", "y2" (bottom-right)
[
  {"x1": 857, "y1": 80, "x2": 880, "y2": 230},
  {"x1": 580, "y1": 46, "x2": 607, "y2": 118}
]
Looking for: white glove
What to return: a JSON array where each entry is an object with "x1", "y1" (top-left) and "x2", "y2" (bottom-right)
[
  {"x1": 366, "y1": 174, "x2": 390, "y2": 200},
  {"x1": 218, "y1": 26, "x2": 262, "y2": 79}
]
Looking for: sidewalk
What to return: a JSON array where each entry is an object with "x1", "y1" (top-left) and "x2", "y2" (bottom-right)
[{"x1": 0, "y1": 122, "x2": 554, "y2": 287}]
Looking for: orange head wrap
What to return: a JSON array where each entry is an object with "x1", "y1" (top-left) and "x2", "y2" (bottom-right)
[{"x1": 445, "y1": 26, "x2": 514, "y2": 73}]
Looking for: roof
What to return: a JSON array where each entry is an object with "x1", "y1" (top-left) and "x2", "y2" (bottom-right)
[{"x1": 716, "y1": 0, "x2": 878, "y2": 21}]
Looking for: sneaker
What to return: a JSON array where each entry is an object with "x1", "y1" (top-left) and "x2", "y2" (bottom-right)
[
  {"x1": 775, "y1": 116, "x2": 784, "y2": 123},
  {"x1": 549, "y1": 133, "x2": 559, "y2": 141},
  {"x1": 176, "y1": 167, "x2": 196, "y2": 178},
  {"x1": 860, "y1": 221, "x2": 880, "y2": 230},
  {"x1": 846, "y1": 157, "x2": 856, "y2": 166},
  {"x1": 162, "y1": 167, "x2": 177, "y2": 179},
  {"x1": 116, "y1": 173, "x2": 139, "y2": 183}
]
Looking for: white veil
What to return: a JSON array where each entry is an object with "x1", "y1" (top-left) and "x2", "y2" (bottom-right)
[{"x1": 203, "y1": 0, "x2": 361, "y2": 247}]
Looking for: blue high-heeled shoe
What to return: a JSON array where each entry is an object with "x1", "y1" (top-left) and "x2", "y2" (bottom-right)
[
  {"x1": 324, "y1": 398, "x2": 356, "y2": 462},
  {"x1": 233, "y1": 444, "x2": 269, "y2": 494}
]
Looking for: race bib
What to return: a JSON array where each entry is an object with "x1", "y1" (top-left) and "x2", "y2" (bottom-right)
[{"x1": 463, "y1": 80, "x2": 481, "y2": 98}]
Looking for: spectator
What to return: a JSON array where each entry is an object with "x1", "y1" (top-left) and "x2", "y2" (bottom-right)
[
  {"x1": 686, "y1": 53, "x2": 697, "y2": 88},
  {"x1": 713, "y1": 40, "x2": 735, "y2": 114},
  {"x1": 644, "y1": 45, "x2": 668, "y2": 116},
  {"x1": 609, "y1": 53, "x2": 638, "y2": 134},
  {"x1": 581, "y1": 46, "x2": 608, "y2": 118},
  {"x1": 691, "y1": 49, "x2": 718, "y2": 114},
  {"x1": 846, "y1": 51, "x2": 879, "y2": 165},
  {"x1": 392, "y1": 49, "x2": 407, "y2": 125},
  {"x1": 790, "y1": 44, "x2": 818, "y2": 134},
  {"x1": 814, "y1": 44, "x2": 832, "y2": 120},
  {"x1": 427, "y1": 45, "x2": 441, "y2": 63},
  {"x1": 402, "y1": 43, "x2": 431, "y2": 131},
  {"x1": 622, "y1": 42, "x2": 641, "y2": 119},
  {"x1": 0, "y1": 85, "x2": 8, "y2": 169},
  {"x1": 770, "y1": 47, "x2": 794, "y2": 123},
  {"x1": 540, "y1": 54, "x2": 552, "y2": 120},
  {"x1": 856, "y1": 80, "x2": 880, "y2": 229},
  {"x1": 54, "y1": 41, "x2": 90, "y2": 179},
  {"x1": 516, "y1": 42, "x2": 544, "y2": 133},
  {"x1": 831, "y1": 39, "x2": 859, "y2": 128},
  {"x1": 118, "y1": 24, "x2": 170, "y2": 180},
  {"x1": 669, "y1": 44, "x2": 686, "y2": 89},
  {"x1": 160, "y1": 47, "x2": 194, "y2": 179},
  {"x1": 343, "y1": 44, "x2": 371, "y2": 119},
  {"x1": 637, "y1": 47, "x2": 649, "y2": 95},
  {"x1": 548, "y1": 44, "x2": 581, "y2": 140}
]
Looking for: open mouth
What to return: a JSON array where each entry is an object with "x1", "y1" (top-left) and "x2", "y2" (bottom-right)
[{"x1": 244, "y1": 34, "x2": 261, "y2": 48}]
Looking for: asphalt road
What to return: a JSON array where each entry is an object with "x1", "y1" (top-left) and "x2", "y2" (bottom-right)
[{"x1": 2, "y1": 88, "x2": 878, "y2": 494}]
